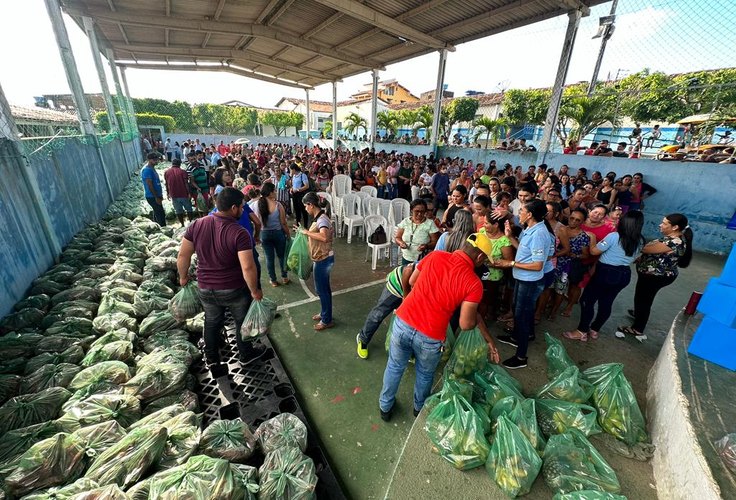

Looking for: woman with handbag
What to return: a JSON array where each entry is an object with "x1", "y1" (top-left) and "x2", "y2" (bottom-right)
[{"x1": 549, "y1": 208, "x2": 593, "y2": 319}]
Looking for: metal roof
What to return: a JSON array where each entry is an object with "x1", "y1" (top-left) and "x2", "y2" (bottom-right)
[{"x1": 61, "y1": 0, "x2": 607, "y2": 90}]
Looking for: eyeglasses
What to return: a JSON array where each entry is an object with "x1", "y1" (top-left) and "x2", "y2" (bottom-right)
[{"x1": 412, "y1": 209, "x2": 426, "y2": 215}]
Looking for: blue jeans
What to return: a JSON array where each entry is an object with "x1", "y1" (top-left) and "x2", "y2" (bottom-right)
[
  {"x1": 379, "y1": 316, "x2": 444, "y2": 412},
  {"x1": 578, "y1": 263, "x2": 631, "y2": 333},
  {"x1": 378, "y1": 185, "x2": 388, "y2": 199},
  {"x1": 358, "y1": 287, "x2": 403, "y2": 345},
  {"x1": 513, "y1": 278, "x2": 545, "y2": 359},
  {"x1": 261, "y1": 229, "x2": 288, "y2": 282},
  {"x1": 314, "y1": 255, "x2": 334, "y2": 324}
]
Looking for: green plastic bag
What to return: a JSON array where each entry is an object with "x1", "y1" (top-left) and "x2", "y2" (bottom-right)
[
  {"x1": 144, "y1": 390, "x2": 200, "y2": 416},
  {"x1": 70, "y1": 420, "x2": 128, "y2": 457},
  {"x1": 98, "y1": 294, "x2": 136, "y2": 317},
  {"x1": 231, "y1": 463, "x2": 260, "y2": 500},
  {"x1": 4, "y1": 432, "x2": 87, "y2": 497},
  {"x1": 536, "y1": 398, "x2": 602, "y2": 437},
  {"x1": 92, "y1": 312, "x2": 138, "y2": 334},
  {"x1": 424, "y1": 370, "x2": 474, "y2": 413},
  {"x1": 241, "y1": 298, "x2": 278, "y2": 339},
  {"x1": 199, "y1": 419, "x2": 257, "y2": 463},
  {"x1": 258, "y1": 447, "x2": 318, "y2": 500},
  {"x1": 486, "y1": 415, "x2": 542, "y2": 498},
  {"x1": 0, "y1": 386, "x2": 71, "y2": 433},
  {"x1": 446, "y1": 328, "x2": 488, "y2": 379},
  {"x1": 21, "y1": 478, "x2": 99, "y2": 500},
  {"x1": 85, "y1": 425, "x2": 168, "y2": 489},
  {"x1": 477, "y1": 362, "x2": 523, "y2": 393},
  {"x1": 157, "y1": 412, "x2": 202, "y2": 470},
  {"x1": 20, "y1": 363, "x2": 81, "y2": 394},
  {"x1": 125, "y1": 476, "x2": 152, "y2": 500},
  {"x1": 81, "y1": 340, "x2": 134, "y2": 367},
  {"x1": 255, "y1": 413, "x2": 308, "y2": 454},
  {"x1": 542, "y1": 429, "x2": 621, "y2": 494},
  {"x1": 147, "y1": 454, "x2": 244, "y2": 500},
  {"x1": 24, "y1": 345, "x2": 85, "y2": 375},
  {"x1": 0, "y1": 421, "x2": 61, "y2": 469},
  {"x1": 56, "y1": 393, "x2": 141, "y2": 431},
  {"x1": 545, "y1": 332, "x2": 576, "y2": 379},
  {"x1": 0, "y1": 374, "x2": 21, "y2": 405},
  {"x1": 472, "y1": 370, "x2": 524, "y2": 416},
  {"x1": 490, "y1": 397, "x2": 546, "y2": 455},
  {"x1": 139, "y1": 310, "x2": 180, "y2": 337},
  {"x1": 0, "y1": 333, "x2": 41, "y2": 360},
  {"x1": 553, "y1": 491, "x2": 627, "y2": 500},
  {"x1": 128, "y1": 404, "x2": 187, "y2": 431},
  {"x1": 73, "y1": 483, "x2": 129, "y2": 499},
  {"x1": 583, "y1": 363, "x2": 648, "y2": 446},
  {"x1": 123, "y1": 362, "x2": 188, "y2": 403},
  {"x1": 14, "y1": 294, "x2": 51, "y2": 312},
  {"x1": 168, "y1": 282, "x2": 203, "y2": 322},
  {"x1": 142, "y1": 329, "x2": 190, "y2": 353},
  {"x1": 45, "y1": 317, "x2": 95, "y2": 337},
  {"x1": 90, "y1": 328, "x2": 136, "y2": 347},
  {"x1": 68, "y1": 361, "x2": 131, "y2": 393},
  {"x1": 535, "y1": 366, "x2": 595, "y2": 404},
  {"x1": 425, "y1": 394, "x2": 491, "y2": 470},
  {"x1": 286, "y1": 231, "x2": 312, "y2": 280}
]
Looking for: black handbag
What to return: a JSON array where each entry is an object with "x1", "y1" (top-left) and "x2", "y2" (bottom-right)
[{"x1": 369, "y1": 225, "x2": 387, "y2": 244}]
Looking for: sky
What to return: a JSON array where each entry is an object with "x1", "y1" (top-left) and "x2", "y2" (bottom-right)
[{"x1": 1, "y1": 0, "x2": 733, "y2": 109}]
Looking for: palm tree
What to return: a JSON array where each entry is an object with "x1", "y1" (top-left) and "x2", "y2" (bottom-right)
[
  {"x1": 472, "y1": 117, "x2": 507, "y2": 149},
  {"x1": 322, "y1": 120, "x2": 333, "y2": 138},
  {"x1": 557, "y1": 95, "x2": 618, "y2": 145},
  {"x1": 344, "y1": 112, "x2": 367, "y2": 139},
  {"x1": 376, "y1": 110, "x2": 399, "y2": 136},
  {"x1": 412, "y1": 106, "x2": 434, "y2": 140}
]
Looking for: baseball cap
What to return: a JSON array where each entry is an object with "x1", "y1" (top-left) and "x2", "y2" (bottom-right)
[{"x1": 466, "y1": 232, "x2": 494, "y2": 260}]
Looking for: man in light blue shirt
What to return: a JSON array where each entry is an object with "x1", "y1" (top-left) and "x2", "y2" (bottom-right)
[{"x1": 141, "y1": 153, "x2": 166, "y2": 226}]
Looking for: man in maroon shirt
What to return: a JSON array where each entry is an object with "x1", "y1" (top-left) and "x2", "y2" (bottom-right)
[
  {"x1": 164, "y1": 158, "x2": 194, "y2": 226},
  {"x1": 176, "y1": 187, "x2": 265, "y2": 373}
]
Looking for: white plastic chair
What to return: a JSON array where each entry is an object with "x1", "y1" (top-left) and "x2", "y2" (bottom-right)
[
  {"x1": 388, "y1": 198, "x2": 411, "y2": 228},
  {"x1": 340, "y1": 193, "x2": 364, "y2": 243},
  {"x1": 377, "y1": 199, "x2": 392, "y2": 221},
  {"x1": 317, "y1": 191, "x2": 338, "y2": 234},
  {"x1": 331, "y1": 174, "x2": 353, "y2": 232},
  {"x1": 360, "y1": 185, "x2": 378, "y2": 198},
  {"x1": 367, "y1": 197, "x2": 381, "y2": 216},
  {"x1": 363, "y1": 215, "x2": 391, "y2": 270}
]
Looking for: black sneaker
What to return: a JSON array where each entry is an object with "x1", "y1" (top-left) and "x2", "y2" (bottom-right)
[
  {"x1": 209, "y1": 362, "x2": 228, "y2": 378},
  {"x1": 528, "y1": 335, "x2": 536, "y2": 342},
  {"x1": 502, "y1": 356, "x2": 528, "y2": 370},
  {"x1": 239, "y1": 346, "x2": 267, "y2": 365},
  {"x1": 413, "y1": 408, "x2": 421, "y2": 418},
  {"x1": 380, "y1": 407, "x2": 393, "y2": 422},
  {"x1": 496, "y1": 335, "x2": 518, "y2": 348}
]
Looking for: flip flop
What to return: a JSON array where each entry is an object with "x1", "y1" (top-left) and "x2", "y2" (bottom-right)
[
  {"x1": 312, "y1": 314, "x2": 322, "y2": 321},
  {"x1": 314, "y1": 322, "x2": 335, "y2": 331},
  {"x1": 562, "y1": 330, "x2": 587, "y2": 342},
  {"x1": 561, "y1": 311, "x2": 572, "y2": 317}
]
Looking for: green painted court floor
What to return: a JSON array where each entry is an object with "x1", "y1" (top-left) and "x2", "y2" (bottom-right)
[{"x1": 255, "y1": 233, "x2": 727, "y2": 500}]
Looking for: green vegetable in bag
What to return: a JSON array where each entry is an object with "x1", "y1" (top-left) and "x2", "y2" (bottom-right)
[
  {"x1": 424, "y1": 370, "x2": 475, "y2": 413},
  {"x1": 255, "y1": 413, "x2": 308, "y2": 454},
  {"x1": 425, "y1": 394, "x2": 491, "y2": 470},
  {"x1": 144, "y1": 390, "x2": 200, "y2": 415},
  {"x1": 490, "y1": 397, "x2": 546, "y2": 455},
  {"x1": 583, "y1": 363, "x2": 648, "y2": 446},
  {"x1": 56, "y1": 393, "x2": 141, "y2": 431},
  {"x1": 536, "y1": 399, "x2": 602, "y2": 437},
  {"x1": 92, "y1": 313, "x2": 138, "y2": 334},
  {"x1": 90, "y1": 328, "x2": 136, "y2": 347},
  {"x1": 138, "y1": 280, "x2": 175, "y2": 299},
  {"x1": 486, "y1": 415, "x2": 542, "y2": 498},
  {"x1": 81, "y1": 341, "x2": 134, "y2": 367},
  {"x1": 123, "y1": 362, "x2": 188, "y2": 403},
  {"x1": 50, "y1": 286, "x2": 101, "y2": 305},
  {"x1": 157, "y1": 412, "x2": 202, "y2": 469},
  {"x1": 21, "y1": 478, "x2": 99, "y2": 500},
  {"x1": 552, "y1": 491, "x2": 627, "y2": 500},
  {"x1": 147, "y1": 454, "x2": 243, "y2": 500},
  {"x1": 472, "y1": 370, "x2": 524, "y2": 416},
  {"x1": 98, "y1": 294, "x2": 136, "y2": 317},
  {"x1": 139, "y1": 311, "x2": 180, "y2": 337},
  {"x1": 535, "y1": 366, "x2": 594, "y2": 404},
  {"x1": 85, "y1": 425, "x2": 168, "y2": 489},
  {"x1": 106, "y1": 287, "x2": 137, "y2": 304},
  {"x1": 24, "y1": 346, "x2": 85, "y2": 375},
  {"x1": 136, "y1": 346, "x2": 195, "y2": 369},
  {"x1": 168, "y1": 282, "x2": 203, "y2": 322},
  {"x1": 0, "y1": 421, "x2": 61, "y2": 469},
  {"x1": 70, "y1": 420, "x2": 127, "y2": 457},
  {"x1": 73, "y1": 483, "x2": 128, "y2": 499},
  {"x1": 14, "y1": 294, "x2": 51, "y2": 312},
  {"x1": 286, "y1": 231, "x2": 312, "y2": 280},
  {"x1": 125, "y1": 476, "x2": 152, "y2": 500},
  {"x1": 0, "y1": 333, "x2": 42, "y2": 360},
  {"x1": 241, "y1": 298, "x2": 278, "y2": 339},
  {"x1": 231, "y1": 463, "x2": 260, "y2": 500},
  {"x1": 545, "y1": 332, "x2": 576, "y2": 380},
  {"x1": 0, "y1": 374, "x2": 20, "y2": 405},
  {"x1": 4, "y1": 433, "x2": 87, "y2": 496},
  {"x1": 128, "y1": 404, "x2": 186, "y2": 431},
  {"x1": 69, "y1": 361, "x2": 131, "y2": 393},
  {"x1": 542, "y1": 429, "x2": 621, "y2": 494},
  {"x1": 142, "y1": 329, "x2": 190, "y2": 353},
  {"x1": 446, "y1": 328, "x2": 488, "y2": 379},
  {"x1": 0, "y1": 387, "x2": 71, "y2": 433},
  {"x1": 0, "y1": 357, "x2": 27, "y2": 375},
  {"x1": 199, "y1": 419, "x2": 257, "y2": 463},
  {"x1": 45, "y1": 317, "x2": 94, "y2": 337},
  {"x1": 258, "y1": 447, "x2": 317, "y2": 500},
  {"x1": 0, "y1": 308, "x2": 45, "y2": 331},
  {"x1": 20, "y1": 363, "x2": 81, "y2": 394},
  {"x1": 35, "y1": 335, "x2": 94, "y2": 354}
]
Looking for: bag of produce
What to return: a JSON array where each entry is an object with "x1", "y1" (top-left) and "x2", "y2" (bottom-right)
[
  {"x1": 133, "y1": 290, "x2": 170, "y2": 318},
  {"x1": 142, "y1": 329, "x2": 190, "y2": 353},
  {"x1": 29, "y1": 280, "x2": 65, "y2": 297},
  {"x1": 147, "y1": 454, "x2": 243, "y2": 500},
  {"x1": 199, "y1": 419, "x2": 257, "y2": 463},
  {"x1": 157, "y1": 413, "x2": 202, "y2": 469},
  {"x1": 446, "y1": 328, "x2": 488, "y2": 379},
  {"x1": 231, "y1": 463, "x2": 260, "y2": 500},
  {"x1": 472, "y1": 370, "x2": 524, "y2": 416},
  {"x1": 534, "y1": 366, "x2": 594, "y2": 405},
  {"x1": 21, "y1": 478, "x2": 99, "y2": 500},
  {"x1": 72, "y1": 483, "x2": 128, "y2": 499},
  {"x1": 35, "y1": 335, "x2": 93, "y2": 354},
  {"x1": 241, "y1": 298, "x2": 278, "y2": 339},
  {"x1": 0, "y1": 421, "x2": 61, "y2": 469},
  {"x1": 424, "y1": 370, "x2": 474, "y2": 412},
  {"x1": 478, "y1": 362, "x2": 523, "y2": 393},
  {"x1": 136, "y1": 346, "x2": 195, "y2": 370},
  {"x1": 45, "y1": 317, "x2": 95, "y2": 337},
  {"x1": 108, "y1": 269, "x2": 144, "y2": 284},
  {"x1": 425, "y1": 394, "x2": 491, "y2": 470},
  {"x1": 125, "y1": 476, "x2": 152, "y2": 500},
  {"x1": 3, "y1": 433, "x2": 87, "y2": 496},
  {"x1": 123, "y1": 362, "x2": 188, "y2": 403},
  {"x1": 255, "y1": 413, "x2": 308, "y2": 454},
  {"x1": 106, "y1": 287, "x2": 137, "y2": 304},
  {"x1": 0, "y1": 386, "x2": 71, "y2": 433},
  {"x1": 168, "y1": 282, "x2": 203, "y2": 322},
  {"x1": 545, "y1": 332, "x2": 576, "y2": 380},
  {"x1": 715, "y1": 433, "x2": 736, "y2": 472},
  {"x1": 0, "y1": 308, "x2": 45, "y2": 331},
  {"x1": 0, "y1": 357, "x2": 27, "y2": 375},
  {"x1": 14, "y1": 294, "x2": 51, "y2": 312},
  {"x1": 139, "y1": 311, "x2": 180, "y2": 338},
  {"x1": 552, "y1": 491, "x2": 627, "y2": 500},
  {"x1": 20, "y1": 363, "x2": 81, "y2": 394},
  {"x1": 69, "y1": 361, "x2": 131, "y2": 393},
  {"x1": 56, "y1": 393, "x2": 141, "y2": 431},
  {"x1": 491, "y1": 397, "x2": 546, "y2": 454},
  {"x1": 85, "y1": 425, "x2": 168, "y2": 489},
  {"x1": 182, "y1": 313, "x2": 205, "y2": 334},
  {"x1": 286, "y1": 231, "x2": 312, "y2": 280},
  {"x1": 149, "y1": 256, "x2": 178, "y2": 272},
  {"x1": 536, "y1": 399, "x2": 602, "y2": 437},
  {"x1": 81, "y1": 341, "x2": 134, "y2": 367},
  {"x1": 70, "y1": 420, "x2": 127, "y2": 457},
  {"x1": 91, "y1": 328, "x2": 136, "y2": 347},
  {"x1": 98, "y1": 295, "x2": 136, "y2": 317},
  {"x1": 0, "y1": 333, "x2": 43, "y2": 360},
  {"x1": 486, "y1": 415, "x2": 542, "y2": 498},
  {"x1": 0, "y1": 374, "x2": 20, "y2": 405},
  {"x1": 128, "y1": 404, "x2": 187, "y2": 431},
  {"x1": 582, "y1": 363, "x2": 648, "y2": 445},
  {"x1": 143, "y1": 390, "x2": 200, "y2": 415},
  {"x1": 258, "y1": 447, "x2": 318, "y2": 500},
  {"x1": 92, "y1": 313, "x2": 138, "y2": 334},
  {"x1": 542, "y1": 429, "x2": 621, "y2": 494},
  {"x1": 24, "y1": 346, "x2": 85, "y2": 375},
  {"x1": 48, "y1": 300, "x2": 99, "y2": 318},
  {"x1": 138, "y1": 280, "x2": 175, "y2": 299},
  {"x1": 50, "y1": 286, "x2": 101, "y2": 305}
]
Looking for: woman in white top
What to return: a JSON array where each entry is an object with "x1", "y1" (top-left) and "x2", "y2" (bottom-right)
[{"x1": 395, "y1": 199, "x2": 439, "y2": 265}]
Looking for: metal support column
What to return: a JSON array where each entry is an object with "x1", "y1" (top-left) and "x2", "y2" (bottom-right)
[
  {"x1": 105, "y1": 49, "x2": 136, "y2": 175},
  {"x1": 119, "y1": 66, "x2": 142, "y2": 164},
  {"x1": 588, "y1": 0, "x2": 619, "y2": 95},
  {"x1": 83, "y1": 17, "x2": 119, "y2": 133},
  {"x1": 430, "y1": 49, "x2": 448, "y2": 151},
  {"x1": 370, "y1": 69, "x2": 379, "y2": 149},
  {"x1": 0, "y1": 82, "x2": 62, "y2": 256},
  {"x1": 539, "y1": 9, "x2": 582, "y2": 157},
  {"x1": 305, "y1": 89, "x2": 311, "y2": 147},
  {"x1": 332, "y1": 81, "x2": 338, "y2": 151},
  {"x1": 44, "y1": 0, "x2": 114, "y2": 202}
]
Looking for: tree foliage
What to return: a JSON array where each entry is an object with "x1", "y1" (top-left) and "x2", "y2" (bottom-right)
[
  {"x1": 95, "y1": 111, "x2": 176, "y2": 133},
  {"x1": 192, "y1": 104, "x2": 258, "y2": 135},
  {"x1": 376, "y1": 110, "x2": 399, "y2": 135},
  {"x1": 444, "y1": 97, "x2": 480, "y2": 134},
  {"x1": 131, "y1": 98, "x2": 194, "y2": 131},
  {"x1": 412, "y1": 105, "x2": 434, "y2": 139},
  {"x1": 259, "y1": 110, "x2": 303, "y2": 136},
  {"x1": 472, "y1": 117, "x2": 507, "y2": 148},
  {"x1": 557, "y1": 94, "x2": 620, "y2": 145},
  {"x1": 343, "y1": 112, "x2": 368, "y2": 138},
  {"x1": 502, "y1": 88, "x2": 550, "y2": 126}
]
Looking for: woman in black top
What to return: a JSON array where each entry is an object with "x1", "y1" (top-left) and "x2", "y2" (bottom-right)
[{"x1": 595, "y1": 177, "x2": 617, "y2": 211}]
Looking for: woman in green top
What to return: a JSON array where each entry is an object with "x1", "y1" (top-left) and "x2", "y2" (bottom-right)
[
  {"x1": 395, "y1": 199, "x2": 439, "y2": 265},
  {"x1": 479, "y1": 213, "x2": 513, "y2": 320}
]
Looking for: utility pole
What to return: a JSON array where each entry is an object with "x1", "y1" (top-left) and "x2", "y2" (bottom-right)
[{"x1": 588, "y1": 0, "x2": 619, "y2": 95}]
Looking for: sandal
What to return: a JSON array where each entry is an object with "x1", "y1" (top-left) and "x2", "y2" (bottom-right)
[
  {"x1": 270, "y1": 281, "x2": 279, "y2": 287},
  {"x1": 615, "y1": 326, "x2": 646, "y2": 341},
  {"x1": 312, "y1": 314, "x2": 322, "y2": 321},
  {"x1": 588, "y1": 329, "x2": 599, "y2": 340},
  {"x1": 282, "y1": 278, "x2": 290, "y2": 285},
  {"x1": 561, "y1": 310, "x2": 572, "y2": 318},
  {"x1": 562, "y1": 330, "x2": 587, "y2": 342},
  {"x1": 314, "y1": 322, "x2": 335, "y2": 331}
]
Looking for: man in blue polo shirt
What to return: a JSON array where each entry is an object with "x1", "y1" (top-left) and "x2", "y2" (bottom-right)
[{"x1": 141, "y1": 153, "x2": 166, "y2": 226}]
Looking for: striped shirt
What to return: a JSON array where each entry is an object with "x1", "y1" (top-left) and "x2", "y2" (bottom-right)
[{"x1": 386, "y1": 265, "x2": 405, "y2": 298}]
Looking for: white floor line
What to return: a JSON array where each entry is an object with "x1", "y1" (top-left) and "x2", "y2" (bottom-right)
[
  {"x1": 299, "y1": 278, "x2": 316, "y2": 299},
  {"x1": 277, "y1": 278, "x2": 385, "y2": 312}
]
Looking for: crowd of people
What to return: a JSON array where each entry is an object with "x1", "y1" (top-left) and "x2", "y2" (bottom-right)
[{"x1": 144, "y1": 142, "x2": 693, "y2": 419}]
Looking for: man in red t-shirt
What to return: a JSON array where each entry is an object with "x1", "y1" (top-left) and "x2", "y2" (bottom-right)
[
  {"x1": 378, "y1": 233, "x2": 500, "y2": 421},
  {"x1": 176, "y1": 187, "x2": 265, "y2": 374},
  {"x1": 164, "y1": 158, "x2": 194, "y2": 226},
  {"x1": 217, "y1": 141, "x2": 229, "y2": 156}
]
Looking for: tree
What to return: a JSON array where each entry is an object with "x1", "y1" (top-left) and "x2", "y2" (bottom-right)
[
  {"x1": 445, "y1": 97, "x2": 480, "y2": 135},
  {"x1": 502, "y1": 88, "x2": 550, "y2": 126},
  {"x1": 412, "y1": 105, "x2": 434, "y2": 139},
  {"x1": 322, "y1": 120, "x2": 333, "y2": 138},
  {"x1": 396, "y1": 109, "x2": 418, "y2": 129},
  {"x1": 344, "y1": 112, "x2": 367, "y2": 138},
  {"x1": 376, "y1": 110, "x2": 399, "y2": 136},
  {"x1": 556, "y1": 94, "x2": 619, "y2": 145},
  {"x1": 95, "y1": 111, "x2": 176, "y2": 133},
  {"x1": 259, "y1": 110, "x2": 302, "y2": 136},
  {"x1": 192, "y1": 103, "x2": 257, "y2": 135},
  {"x1": 131, "y1": 98, "x2": 194, "y2": 131},
  {"x1": 472, "y1": 117, "x2": 507, "y2": 148}
]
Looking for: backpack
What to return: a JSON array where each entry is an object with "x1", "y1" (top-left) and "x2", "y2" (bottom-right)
[{"x1": 369, "y1": 225, "x2": 387, "y2": 244}]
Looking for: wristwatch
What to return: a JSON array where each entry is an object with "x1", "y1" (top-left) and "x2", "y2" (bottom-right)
[{"x1": 510, "y1": 261, "x2": 516, "y2": 268}]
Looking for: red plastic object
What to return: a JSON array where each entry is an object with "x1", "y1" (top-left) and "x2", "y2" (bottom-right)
[{"x1": 685, "y1": 291, "x2": 702, "y2": 315}]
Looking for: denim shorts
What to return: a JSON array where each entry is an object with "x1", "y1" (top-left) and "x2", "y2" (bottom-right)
[{"x1": 172, "y1": 197, "x2": 193, "y2": 214}]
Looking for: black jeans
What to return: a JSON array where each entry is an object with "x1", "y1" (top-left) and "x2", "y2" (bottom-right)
[
  {"x1": 292, "y1": 191, "x2": 309, "y2": 228},
  {"x1": 632, "y1": 272, "x2": 677, "y2": 333},
  {"x1": 358, "y1": 287, "x2": 402, "y2": 345},
  {"x1": 146, "y1": 197, "x2": 166, "y2": 226},
  {"x1": 197, "y1": 287, "x2": 258, "y2": 363},
  {"x1": 577, "y1": 263, "x2": 631, "y2": 333}
]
